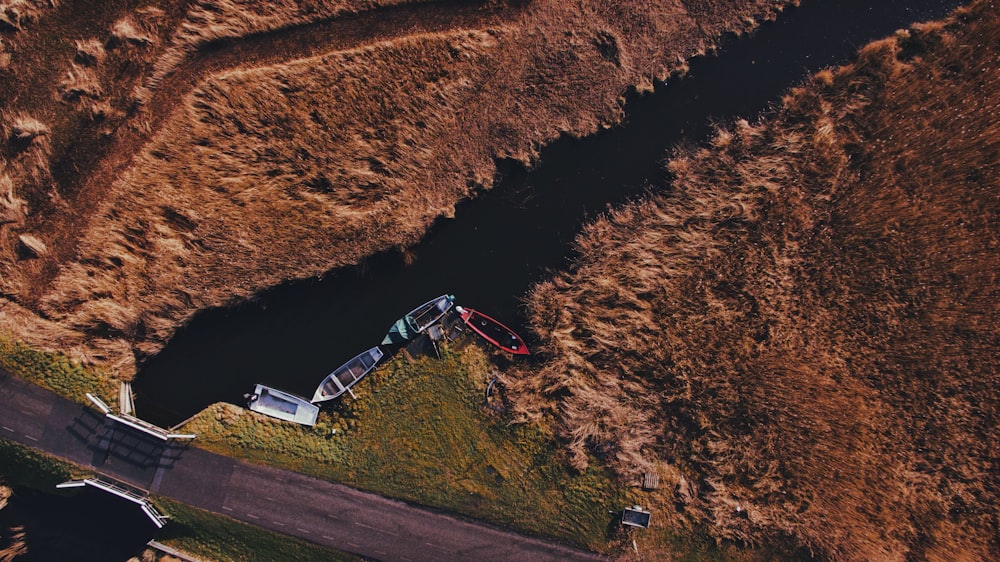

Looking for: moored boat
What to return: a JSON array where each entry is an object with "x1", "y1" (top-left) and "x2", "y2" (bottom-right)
[
  {"x1": 247, "y1": 384, "x2": 320, "y2": 426},
  {"x1": 456, "y1": 306, "x2": 529, "y2": 355},
  {"x1": 382, "y1": 294, "x2": 455, "y2": 345},
  {"x1": 312, "y1": 346, "x2": 384, "y2": 402}
]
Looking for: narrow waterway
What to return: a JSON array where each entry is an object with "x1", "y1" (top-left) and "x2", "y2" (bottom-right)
[
  {"x1": 0, "y1": 486, "x2": 155, "y2": 561},
  {"x1": 134, "y1": 0, "x2": 963, "y2": 427}
]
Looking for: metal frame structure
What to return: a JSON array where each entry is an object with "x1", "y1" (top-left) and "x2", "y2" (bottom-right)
[
  {"x1": 57, "y1": 476, "x2": 170, "y2": 528},
  {"x1": 86, "y1": 393, "x2": 196, "y2": 441}
]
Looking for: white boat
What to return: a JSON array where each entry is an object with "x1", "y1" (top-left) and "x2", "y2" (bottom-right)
[
  {"x1": 382, "y1": 294, "x2": 455, "y2": 344},
  {"x1": 247, "y1": 384, "x2": 319, "y2": 426},
  {"x1": 312, "y1": 346, "x2": 383, "y2": 403}
]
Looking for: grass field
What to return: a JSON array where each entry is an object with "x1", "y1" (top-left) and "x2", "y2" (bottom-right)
[
  {"x1": 0, "y1": 335, "x2": 116, "y2": 407},
  {"x1": 182, "y1": 345, "x2": 633, "y2": 552},
  {"x1": 0, "y1": 438, "x2": 85, "y2": 492},
  {"x1": 511, "y1": 1, "x2": 998, "y2": 559}
]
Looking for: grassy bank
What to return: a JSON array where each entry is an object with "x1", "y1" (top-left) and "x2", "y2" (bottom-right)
[
  {"x1": 154, "y1": 498, "x2": 358, "y2": 562},
  {"x1": 0, "y1": 438, "x2": 84, "y2": 492},
  {"x1": 510, "y1": 1, "x2": 999, "y2": 559},
  {"x1": 0, "y1": 335, "x2": 115, "y2": 408},
  {"x1": 181, "y1": 345, "x2": 631, "y2": 551}
]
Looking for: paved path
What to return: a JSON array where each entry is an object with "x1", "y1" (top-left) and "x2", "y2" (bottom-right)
[{"x1": 0, "y1": 369, "x2": 604, "y2": 561}]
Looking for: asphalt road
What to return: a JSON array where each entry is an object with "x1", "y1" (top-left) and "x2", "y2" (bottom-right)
[{"x1": 0, "y1": 369, "x2": 605, "y2": 561}]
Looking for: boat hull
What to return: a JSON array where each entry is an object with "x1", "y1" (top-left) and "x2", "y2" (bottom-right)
[
  {"x1": 459, "y1": 308, "x2": 529, "y2": 355},
  {"x1": 382, "y1": 317, "x2": 417, "y2": 345},
  {"x1": 247, "y1": 384, "x2": 319, "y2": 426},
  {"x1": 313, "y1": 346, "x2": 384, "y2": 402},
  {"x1": 382, "y1": 294, "x2": 455, "y2": 344}
]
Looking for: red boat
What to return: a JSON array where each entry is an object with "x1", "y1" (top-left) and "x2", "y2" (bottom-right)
[{"x1": 457, "y1": 306, "x2": 529, "y2": 355}]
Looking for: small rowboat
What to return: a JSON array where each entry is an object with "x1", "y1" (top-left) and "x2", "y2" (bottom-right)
[
  {"x1": 247, "y1": 384, "x2": 319, "y2": 426},
  {"x1": 312, "y1": 346, "x2": 383, "y2": 403},
  {"x1": 382, "y1": 294, "x2": 455, "y2": 345},
  {"x1": 457, "y1": 306, "x2": 529, "y2": 355}
]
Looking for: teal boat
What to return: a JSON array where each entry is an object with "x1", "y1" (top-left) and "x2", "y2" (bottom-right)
[{"x1": 382, "y1": 294, "x2": 455, "y2": 345}]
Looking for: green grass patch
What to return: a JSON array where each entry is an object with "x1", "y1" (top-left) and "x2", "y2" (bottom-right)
[
  {"x1": 0, "y1": 335, "x2": 116, "y2": 408},
  {"x1": 0, "y1": 437, "x2": 89, "y2": 492},
  {"x1": 182, "y1": 346, "x2": 632, "y2": 551},
  {"x1": 153, "y1": 497, "x2": 360, "y2": 562}
]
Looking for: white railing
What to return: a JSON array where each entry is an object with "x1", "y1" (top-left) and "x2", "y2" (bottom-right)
[
  {"x1": 86, "y1": 390, "x2": 196, "y2": 440},
  {"x1": 86, "y1": 393, "x2": 111, "y2": 414},
  {"x1": 57, "y1": 476, "x2": 170, "y2": 528}
]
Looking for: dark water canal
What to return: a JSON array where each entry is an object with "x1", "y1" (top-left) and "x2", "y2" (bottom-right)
[
  {"x1": 0, "y1": 486, "x2": 155, "y2": 560},
  {"x1": 132, "y1": 0, "x2": 963, "y2": 428}
]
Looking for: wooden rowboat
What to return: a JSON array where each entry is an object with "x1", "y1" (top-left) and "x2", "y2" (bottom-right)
[
  {"x1": 382, "y1": 294, "x2": 455, "y2": 345},
  {"x1": 312, "y1": 346, "x2": 383, "y2": 403},
  {"x1": 457, "y1": 306, "x2": 529, "y2": 355}
]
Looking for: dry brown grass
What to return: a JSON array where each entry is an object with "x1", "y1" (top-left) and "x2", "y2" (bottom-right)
[
  {"x1": 0, "y1": 110, "x2": 52, "y2": 298},
  {"x1": 0, "y1": 112, "x2": 51, "y2": 230},
  {"x1": 509, "y1": 2, "x2": 999, "y2": 559},
  {"x1": 0, "y1": 1, "x2": 187, "y2": 308},
  {"x1": 0, "y1": 483, "x2": 24, "y2": 562},
  {"x1": 144, "y1": 0, "x2": 422, "y2": 95},
  {"x1": 110, "y1": 14, "x2": 155, "y2": 47},
  {"x1": 0, "y1": 0, "x2": 784, "y2": 374},
  {"x1": 0, "y1": 0, "x2": 53, "y2": 32},
  {"x1": 0, "y1": 524, "x2": 26, "y2": 561},
  {"x1": 57, "y1": 63, "x2": 104, "y2": 102},
  {"x1": 0, "y1": 39, "x2": 9, "y2": 71}
]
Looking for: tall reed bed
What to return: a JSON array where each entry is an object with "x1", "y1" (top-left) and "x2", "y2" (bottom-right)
[
  {"x1": 511, "y1": 2, "x2": 999, "y2": 558},
  {"x1": 23, "y1": 0, "x2": 785, "y2": 372}
]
